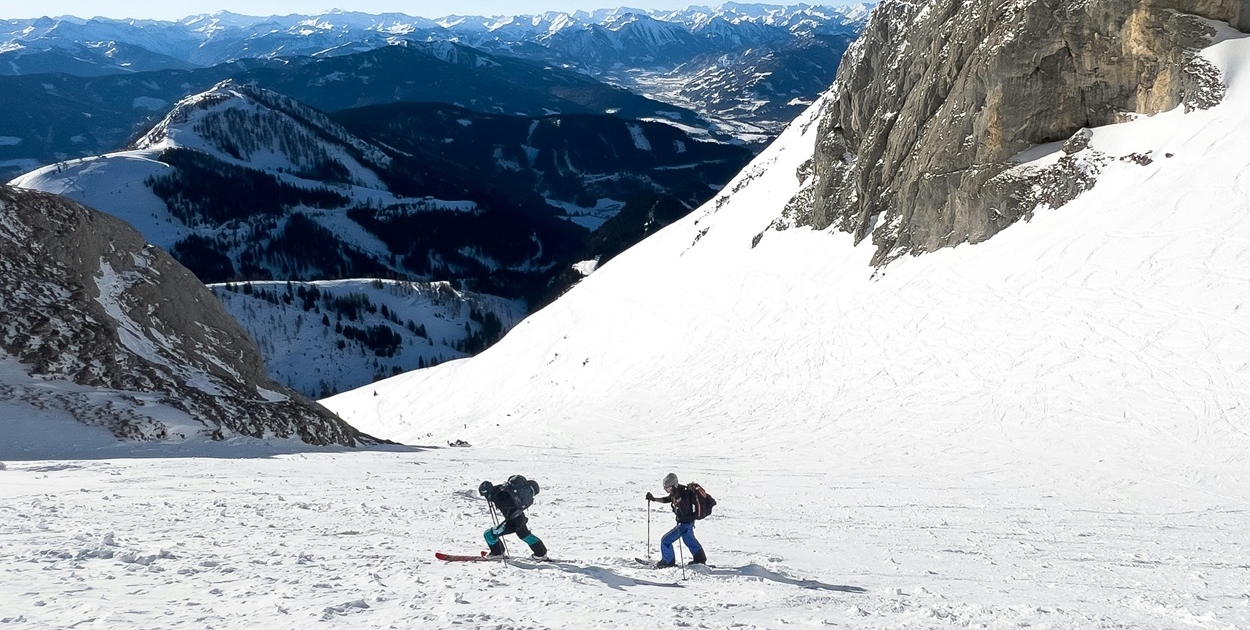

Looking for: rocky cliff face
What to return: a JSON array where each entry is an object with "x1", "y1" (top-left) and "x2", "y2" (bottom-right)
[
  {"x1": 776, "y1": 0, "x2": 1243, "y2": 265},
  {"x1": 0, "y1": 185, "x2": 373, "y2": 446}
]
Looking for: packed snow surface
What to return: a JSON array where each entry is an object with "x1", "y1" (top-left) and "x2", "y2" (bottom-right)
[
  {"x1": 3, "y1": 21, "x2": 1250, "y2": 630},
  {"x1": 2, "y1": 445, "x2": 1245, "y2": 629}
]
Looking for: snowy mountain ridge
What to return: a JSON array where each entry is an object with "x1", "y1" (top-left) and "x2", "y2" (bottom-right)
[
  {"x1": 10, "y1": 81, "x2": 407, "y2": 258},
  {"x1": 5, "y1": 83, "x2": 538, "y2": 398},
  {"x1": 10, "y1": 80, "x2": 748, "y2": 395},
  {"x1": 131, "y1": 82, "x2": 394, "y2": 191}
]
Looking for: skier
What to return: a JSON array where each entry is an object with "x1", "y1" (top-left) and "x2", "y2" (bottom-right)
[
  {"x1": 645, "y1": 472, "x2": 707, "y2": 568},
  {"x1": 478, "y1": 477, "x2": 548, "y2": 560}
]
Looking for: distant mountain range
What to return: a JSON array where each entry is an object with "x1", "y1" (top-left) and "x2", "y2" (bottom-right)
[
  {"x1": 0, "y1": 42, "x2": 708, "y2": 179},
  {"x1": 0, "y1": 5, "x2": 870, "y2": 75},
  {"x1": 0, "y1": 3, "x2": 870, "y2": 175}
]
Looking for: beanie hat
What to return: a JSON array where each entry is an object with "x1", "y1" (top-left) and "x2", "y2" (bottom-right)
[{"x1": 662, "y1": 472, "x2": 679, "y2": 490}]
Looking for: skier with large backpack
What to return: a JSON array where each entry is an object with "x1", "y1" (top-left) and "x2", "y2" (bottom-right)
[
  {"x1": 478, "y1": 475, "x2": 548, "y2": 560},
  {"x1": 645, "y1": 472, "x2": 714, "y2": 568}
]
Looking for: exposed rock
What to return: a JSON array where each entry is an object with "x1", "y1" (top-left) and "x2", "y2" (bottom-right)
[
  {"x1": 0, "y1": 185, "x2": 375, "y2": 446},
  {"x1": 779, "y1": 0, "x2": 1238, "y2": 265}
]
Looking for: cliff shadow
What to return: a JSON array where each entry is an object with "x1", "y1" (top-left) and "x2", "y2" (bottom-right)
[{"x1": 0, "y1": 439, "x2": 435, "y2": 462}]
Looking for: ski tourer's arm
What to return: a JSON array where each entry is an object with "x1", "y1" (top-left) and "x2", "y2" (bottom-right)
[{"x1": 646, "y1": 491, "x2": 673, "y2": 504}]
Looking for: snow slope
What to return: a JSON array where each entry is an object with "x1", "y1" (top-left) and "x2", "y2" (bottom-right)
[
  {"x1": 4, "y1": 445, "x2": 1245, "y2": 629},
  {"x1": 8, "y1": 152, "x2": 186, "y2": 250},
  {"x1": 324, "y1": 24, "x2": 1250, "y2": 494}
]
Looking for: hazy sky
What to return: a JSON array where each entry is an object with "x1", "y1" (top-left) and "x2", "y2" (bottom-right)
[{"x1": 0, "y1": 0, "x2": 715, "y2": 21}]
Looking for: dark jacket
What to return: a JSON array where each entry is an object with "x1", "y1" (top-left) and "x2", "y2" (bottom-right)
[
  {"x1": 655, "y1": 484, "x2": 696, "y2": 524},
  {"x1": 486, "y1": 485, "x2": 526, "y2": 523}
]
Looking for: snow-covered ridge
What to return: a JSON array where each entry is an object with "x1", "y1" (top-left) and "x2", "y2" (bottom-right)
[{"x1": 132, "y1": 80, "x2": 392, "y2": 188}]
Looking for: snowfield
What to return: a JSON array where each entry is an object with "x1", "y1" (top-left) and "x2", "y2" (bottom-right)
[
  {"x1": 2, "y1": 447, "x2": 1246, "y2": 629},
  {"x1": 3, "y1": 15, "x2": 1250, "y2": 630}
]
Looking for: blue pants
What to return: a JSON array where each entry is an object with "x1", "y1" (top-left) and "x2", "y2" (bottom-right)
[{"x1": 660, "y1": 522, "x2": 702, "y2": 563}]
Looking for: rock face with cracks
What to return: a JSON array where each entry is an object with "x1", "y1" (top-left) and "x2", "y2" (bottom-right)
[
  {"x1": 777, "y1": 0, "x2": 1242, "y2": 265},
  {"x1": 0, "y1": 185, "x2": 374, "y2": 446}
]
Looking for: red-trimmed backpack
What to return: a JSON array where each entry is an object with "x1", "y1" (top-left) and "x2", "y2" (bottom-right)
[{"x1": 687, "y1": 482, "x2": 717, "y2": 520}]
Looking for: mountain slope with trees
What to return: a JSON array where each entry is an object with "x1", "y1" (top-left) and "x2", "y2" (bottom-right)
[{"x1": 10, "y1": 81, "x2": 749, "y2": 395}]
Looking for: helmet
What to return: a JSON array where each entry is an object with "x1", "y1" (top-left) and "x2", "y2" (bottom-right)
[
  {"x1": 478, "y1": 480, "x2": 493, "y2": 496},
  {"x1": 662, "y1": 473, "x2": 679, "y2": 490}
]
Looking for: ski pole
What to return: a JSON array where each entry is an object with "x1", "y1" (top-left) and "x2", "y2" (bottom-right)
[
  {"x1": 489, "y1": 502, "x2": 509, "y2": 556},
  {"x1": 646, "y1": 497, "x2": 652, "y2": 560},
  {"x1": 679, "y1": 539, "x2": 686, "y2": 580}
]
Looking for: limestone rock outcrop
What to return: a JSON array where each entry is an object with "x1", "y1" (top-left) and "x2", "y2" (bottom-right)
[
  {"x1": 0, "y1": 185, "x2": 374, "y2": 446},
  {"x1": 778, "y1": 0, "x2": 1243, "y2": 265}
]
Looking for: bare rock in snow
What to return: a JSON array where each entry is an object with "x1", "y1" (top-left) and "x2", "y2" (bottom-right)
[
  {"x1": 780, "y1": 0, "x2": 1239, "y2": 265},
  {"x1": 0, "y1": 185, "x2": 375, "y2": 446}
]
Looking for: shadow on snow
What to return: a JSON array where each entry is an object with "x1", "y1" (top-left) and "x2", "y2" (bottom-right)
[
  {"x1": 694, "y1": 563, "x2": 868, "y2": 593},
  {"x1": 0, "y1": 440, "x2": 434, "y2": 462},
  {"x1": 507, "y1": 560, "x2": 684, "y2": 590},
  {"x1": 505, "y1": 559, "x2": 868, "y2": 593}
]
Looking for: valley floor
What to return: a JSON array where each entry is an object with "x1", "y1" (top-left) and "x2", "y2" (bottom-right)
[{"x1": 1, "y1": 445, "x2": 1245, "y2": 629}]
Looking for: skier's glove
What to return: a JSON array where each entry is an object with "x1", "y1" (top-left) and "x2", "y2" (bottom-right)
[{"x1": 645, "y1": 492, "x2": 655, "y2": 501}]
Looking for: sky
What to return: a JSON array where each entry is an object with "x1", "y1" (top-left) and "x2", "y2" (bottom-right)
[{"x1": 0, "y1": 0, "x2": 717, "y2": 21}]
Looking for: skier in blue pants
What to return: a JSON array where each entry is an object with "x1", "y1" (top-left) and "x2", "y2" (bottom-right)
[{"x1": 645, "y1": 472, "x2": 707, "y2": 568}]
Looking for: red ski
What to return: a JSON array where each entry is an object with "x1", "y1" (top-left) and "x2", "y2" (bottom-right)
[
  {"x1": 435, "y1": 552, "x2": 563, "y2": 563},
  {"x1": 435, "y1": 551, "x2": 497, "y2": 562}
]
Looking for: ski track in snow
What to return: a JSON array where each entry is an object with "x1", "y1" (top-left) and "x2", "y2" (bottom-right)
[{"x1": 1, "y1": 448, "x2": 1246, "y2": 629}]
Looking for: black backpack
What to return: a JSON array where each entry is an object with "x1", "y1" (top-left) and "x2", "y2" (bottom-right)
[
  {"x1": 506, "y1": 474, "x2": 539, "y2": 509},
  {"x1": 687, "y1": 482, "x2": 717, "y2": 520}
]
